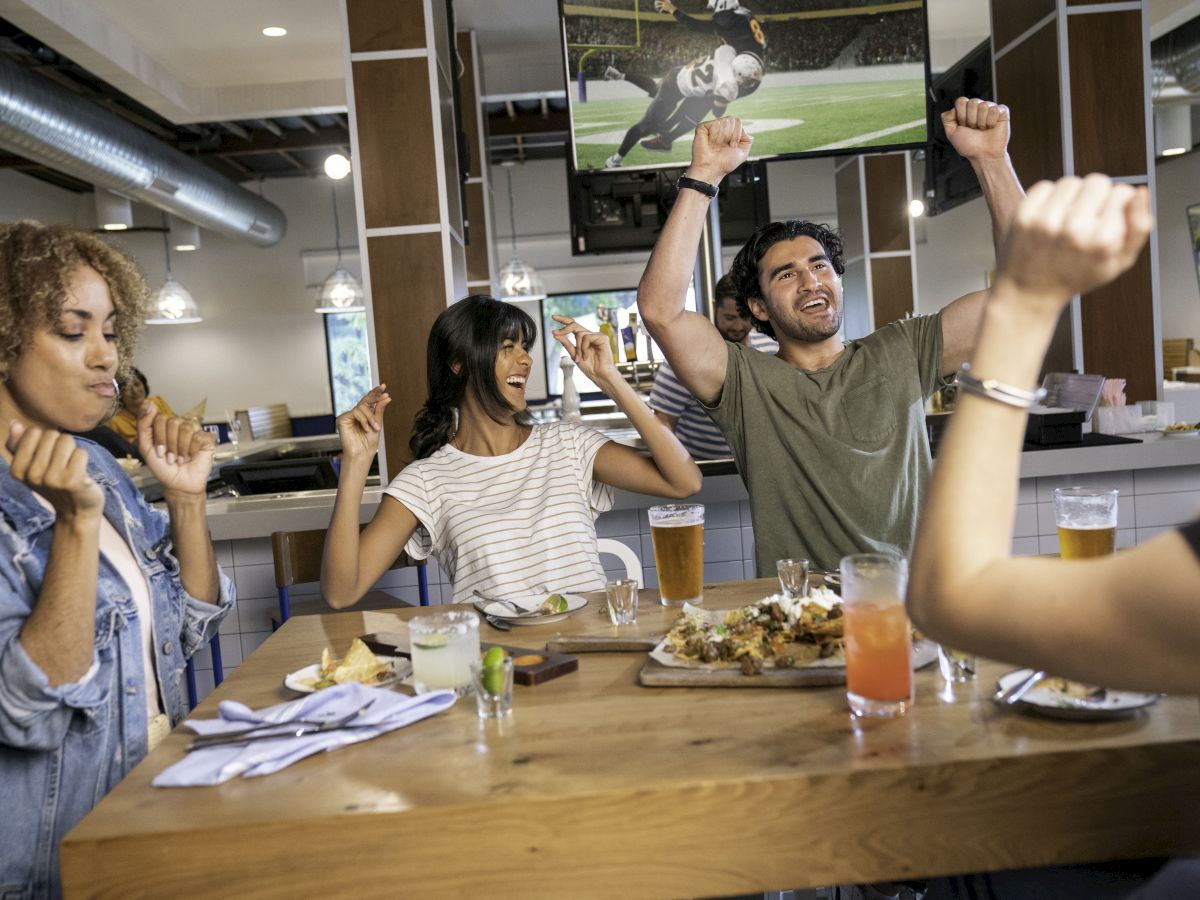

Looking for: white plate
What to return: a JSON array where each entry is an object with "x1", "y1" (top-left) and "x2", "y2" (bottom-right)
[
  {"x1": 1159, "y1": 427, "x2": 1199, "y2": 439},
  {"x1": 472, "y1": 593, "x2": 588, "y2": 626},
  {"x1": 283, "y1": 657, "x2": 410, "y2": 693},
  {"x1": 995, "y1": 668, "x2": 1158, "y2": 721}
]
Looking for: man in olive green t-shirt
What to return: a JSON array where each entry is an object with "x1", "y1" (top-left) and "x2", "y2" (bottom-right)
[{"x1": 638, "y1": 101, "x2": 1026, "y2": 574}]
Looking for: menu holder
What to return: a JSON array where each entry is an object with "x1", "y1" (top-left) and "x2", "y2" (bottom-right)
[{"x1": 1039, "y1": 373, "x2": 1106, "y2": 423}]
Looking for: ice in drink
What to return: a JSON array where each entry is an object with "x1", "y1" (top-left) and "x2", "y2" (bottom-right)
[
  {"x1": 410, "y1": 611, "x2": 480, "y2": 695},
  {"x1": 840, "y1": 553, "x2": 912, "y2": 718},
  {"x1": 1052, "y1": 487, "x2": 1118, "y2": 560},
  {"x1": 648, "y1": 504, "x2": 704, "y2": 606}
]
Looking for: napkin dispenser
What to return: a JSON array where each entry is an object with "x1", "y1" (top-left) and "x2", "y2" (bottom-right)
[{"x1": 1024, "y1": 407, "x2": 1085, "y2": 445}]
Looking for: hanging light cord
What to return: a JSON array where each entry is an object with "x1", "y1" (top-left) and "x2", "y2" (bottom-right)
[
  {"x1": 160, "y1": 214, "x2": 172, "y2": 277},
  {"x1": 331, "y1": 184, "x2": 343, "y2": 265}
]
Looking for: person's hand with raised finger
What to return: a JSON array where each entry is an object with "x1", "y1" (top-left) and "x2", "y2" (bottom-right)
[
  {"x1": 552, "y1": 316, "x2": 620, "y2": 389},
  {"x1": 654, "y1": 0, "x2": 677, "y2": 13},
  {"x1": 337, "y1": 384, "x2": 391, "y2": 466},
  {"x1": 6, "y1": 421, "x2": 104, "y2": 524},
  {"x1": 942, "y1": 97, "x2": 1010, "y2": 162},
  {"x1": 688, "y1": 116, "x2": 753, "y2": 186},
  {"x1": 138, "y1": 405, "x2": 215, "y2": 497}
]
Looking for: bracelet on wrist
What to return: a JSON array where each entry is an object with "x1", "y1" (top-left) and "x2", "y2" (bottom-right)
[
  {"x1": 676, "y1": 175, "x2": 719, "y2": 198},
  {"x1": 956, "y1": 363, "x2": 1046, "y2": 410}
]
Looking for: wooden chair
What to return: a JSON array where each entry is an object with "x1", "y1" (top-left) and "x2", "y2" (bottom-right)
[
  {"x1": 246, "y1": 403, "x2": 293, "y2": 440},
  {"x1": 271, "y1": 527, "x2": 429, "y2": 624},
  {"x1": 1164, "y1": 339, "x2": 1194, "y2": 379}
]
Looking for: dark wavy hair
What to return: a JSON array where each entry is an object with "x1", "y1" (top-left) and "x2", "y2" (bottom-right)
[
  {"x1": 727, "y1": 220, "x2": 845, "y2": 339},
  {"x1": 409, "y1": 295, "x2": 538, "y2": 460}
]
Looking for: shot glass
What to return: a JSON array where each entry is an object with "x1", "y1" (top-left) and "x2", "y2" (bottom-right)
[
  {"x1": 469, "y1": 657, "x2": 514, "y2": 719},
  {"x1": 1052, "y1": 487, "x2": 1118, "y2": 560},
  {"x1": 776, "y1": 558, "x2": 810, "y2": 599},
  {"x1": 936, "y1": 645, "x2": 977, "y2": 684},
  {"x1": 840, "y1": 553, "x2": 914, "y2": 719},
  {"x1": 605, "y1": 579, "x2": 639, "y2": 625}
]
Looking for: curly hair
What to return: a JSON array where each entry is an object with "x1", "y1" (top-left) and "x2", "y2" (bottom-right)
[
  {"x1": 727, "y1": 220, "x2": 845, "y2": 339},
  {"x1": 0, "y1": 221, "x2": 148, "y2": 384}
]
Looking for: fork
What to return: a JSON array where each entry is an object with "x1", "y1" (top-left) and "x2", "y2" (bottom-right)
[
  {"x1": 186, "y1": 699, "x2": 377, "y2": 751},
  {"x1": 473, "y1": 590, "x2": 541, "y2": 617}
]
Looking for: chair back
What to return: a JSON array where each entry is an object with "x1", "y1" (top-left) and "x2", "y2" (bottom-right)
[
  {"x1": 1164, "y1": 339, "x2": 1194, "y2": 378},
  {"x1": 247, "y1": 403, "x2": 293, "y2": 440},
  {"x1": 597, "y1": 538, "x2": 643, "y2": 587}
]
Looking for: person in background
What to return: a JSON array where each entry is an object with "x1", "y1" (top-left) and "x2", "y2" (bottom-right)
[
  {"x1": 105, "y1": 366, "x2": 174, "y2": 442},
  {"x1": 321, "y1": 295, "x2": 701, "y2": 608},
  {"x1": 649, "y1": 273, "x2": 777, "y2": 459},
  {"x1": 907, "y1": 179, "x2": 1197, "y2": 898},
  {"x1": 637, "y1": 100, "x2": 1024, "y2": 575},
  {"x1": 0, "y1": 222, "x2": 234, "y2": 896}
]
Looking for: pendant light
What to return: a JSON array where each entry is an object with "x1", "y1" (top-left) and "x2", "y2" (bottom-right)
[
  {"x1": 314, "y1": 181, "x2": 364, "y2": 313},
  {"x1": 498, "y1": 163, "x2": 545, "y2": 302},
  {"x1": 146, "y1": 217, "x2": 201, "y2": 324}
]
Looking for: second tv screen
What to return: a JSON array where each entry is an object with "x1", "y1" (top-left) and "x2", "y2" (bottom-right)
[{"x1": 562, "y1": 0, "x2": 929, "y2": 173}]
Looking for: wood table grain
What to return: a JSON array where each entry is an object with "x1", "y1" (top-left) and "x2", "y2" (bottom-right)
[{"x1": 60, "y1": 578, "x2": 1200, "y2": 898}]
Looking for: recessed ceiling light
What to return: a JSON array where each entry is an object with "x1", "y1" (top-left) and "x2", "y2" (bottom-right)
[
  {"x1": 262, "y1": 26, "x2": 287, "y2": 37},
  {"x1": 1161, "y1": 147, "x2": 1187, "y2": 156},
  {"x1": 908, "y1": 198, "x2": 925, "y2": 218},
  {"x1": 324, "y1": 153, "x2": 352, "y2": 180}
]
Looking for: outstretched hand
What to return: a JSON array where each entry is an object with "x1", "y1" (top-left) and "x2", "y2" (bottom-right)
[
  {"x1": 688, "y1": 116, "x2": 752, "y2": 185},
  {"x1": 137, "y1": 405, "x2": 216, "y2": 497},
  {"x1": 995, "y1": 174, "x2": 1152, "y2": 312},
  {"x1": 337, "y1": 384, "x2": 391, "y2": 464},
  {"x1": 552, "y1": 316, "x2": 620, "y2": 387},
  {"x1": 942, "y1": 97, "x2": 1010, "y2": 162},
  {"x1": 654, "y1": 0, "x2": 677, "y2": 12}
]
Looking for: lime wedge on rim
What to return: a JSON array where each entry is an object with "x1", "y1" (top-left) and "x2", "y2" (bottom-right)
[{"x1": 412, "y1": 634, "x2": 450, "y2": 650}]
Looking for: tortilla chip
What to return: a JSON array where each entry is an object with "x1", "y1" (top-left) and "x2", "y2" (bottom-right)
[{"x1": 330, "y1": 638, "x2": 389, "y2": 684}]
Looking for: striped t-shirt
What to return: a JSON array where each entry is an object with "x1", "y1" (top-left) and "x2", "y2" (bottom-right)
[
  {"x1": 649, "y1": 330, "x2": 778, "y2": 459},
  {"x1": 384, "y1": 421, "x2": 614, "y2": 604}
]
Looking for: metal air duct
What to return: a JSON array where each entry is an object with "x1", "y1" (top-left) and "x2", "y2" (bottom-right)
[{"x1": 0, "y1": 53, "x2": 286, "y2": 246}]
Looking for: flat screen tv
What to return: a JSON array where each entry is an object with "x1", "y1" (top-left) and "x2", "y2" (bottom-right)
[
  {"x1": 1190, "y1": 202, "x2": 1200, "y2": 296},
  {"x1": 924, "y1": 39, "x2": 992, "y2": 217},
  {"x1": 560, "y1": 0, "x2": 930, "y2": 173}
]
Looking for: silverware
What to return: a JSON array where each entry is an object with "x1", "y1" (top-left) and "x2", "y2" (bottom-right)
[
  {"x1": 485, "y1": 614, "x2": 512, "y2": 632},
  {"x1": 996, "y1": 670, "x2": 1046, "y2": 705},
  {"x1": 473, "y1": 590, "x2": 540, "y2": 617},
  {"x1": 186, "y1": 699, "x2": 376, "y2": 751}
]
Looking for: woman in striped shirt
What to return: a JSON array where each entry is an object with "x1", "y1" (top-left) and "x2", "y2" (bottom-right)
[{"x1": 321, "y1": 295, "x2": 701, "y2": 607}]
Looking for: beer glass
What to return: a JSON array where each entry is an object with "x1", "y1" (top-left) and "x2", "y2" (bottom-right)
[
  {"x1": 1053, "y1": 487, "x2": 1118, "y2": 559},
  {"x1": 840, "y1": 553, "x2": 913, "y2": 719},
  {"x1": 648, "y1": 504, "x2": 704, "y2": 606}
]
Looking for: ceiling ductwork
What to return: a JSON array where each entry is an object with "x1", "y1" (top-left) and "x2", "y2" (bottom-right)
[
  {"x1": 0, "y1": 53, "x2": 286, "y2": 246},
  {"x1": 1153, "y1": 15, "x2": 1200, "y2": 99}
]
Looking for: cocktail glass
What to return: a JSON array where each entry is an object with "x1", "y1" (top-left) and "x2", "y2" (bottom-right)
[
  {"x1": 840, "y1": 553, "x2": 913, "y2": 719},
  {"x1": 410, "y1": 610, "x2": 480, "y2": 696}
]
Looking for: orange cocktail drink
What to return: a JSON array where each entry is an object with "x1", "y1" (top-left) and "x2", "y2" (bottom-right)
[{"x1": 840, "y1": 553, "x2": 913, "y2": 718}]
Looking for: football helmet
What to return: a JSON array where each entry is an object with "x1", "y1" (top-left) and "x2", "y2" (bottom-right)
[
  {"x1": 707, "y1": 0, "x2": 741, "y2": 12},
  {"x1": 731, "y1": 52, "x2": 763, "y2": 88}
]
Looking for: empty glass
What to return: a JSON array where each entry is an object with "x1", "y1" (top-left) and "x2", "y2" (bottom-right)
[
  {"x1": 776, "y1": 558, "x2": 810, "y2": 599},
  {"x1": 605, "y1": 579, "x2": 639, "y2": 625},
  {"x1": 224, "y1": 409, "x2": 243, "y2": 449},
  {"x1": 937, "y1": 645, "x2": 977, "y2": 683}
]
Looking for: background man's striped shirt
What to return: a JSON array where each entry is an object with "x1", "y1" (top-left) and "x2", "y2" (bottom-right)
[
  {"x1": 384, "y1": 421, "x2": 613, "y2": 604},
  {"x1": 648, "y1": 330, "x2": 778, "y2": 459}
]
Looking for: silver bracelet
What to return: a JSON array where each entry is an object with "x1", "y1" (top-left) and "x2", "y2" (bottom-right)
[{"x1": 957, "y1": 363, "x2": 1046, "y2": 409}]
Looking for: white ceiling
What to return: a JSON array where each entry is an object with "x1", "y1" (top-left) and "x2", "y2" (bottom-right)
[{"x1": 0, "y1": 0, "x2": 1194, "y2": 123}]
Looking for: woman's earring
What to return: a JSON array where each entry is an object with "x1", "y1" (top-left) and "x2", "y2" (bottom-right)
[
  {"x1": 450, "y1": 407, "x2": 460, "y2": 439},
  {"x1": 112, "y1": 379, "x2": 120, "y2": 397}
]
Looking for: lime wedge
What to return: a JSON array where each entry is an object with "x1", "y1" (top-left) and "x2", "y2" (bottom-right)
[
  {"x1": 539, "y1": 593, "x2": 569, "y2": 615},
  {"x1": 412, "y1": 634, "x2": 450, "y2": 650},
  {"x1": 481, "y1": 646, "x2": 507, "y2": 695}
]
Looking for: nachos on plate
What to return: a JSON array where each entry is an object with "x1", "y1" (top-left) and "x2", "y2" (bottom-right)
[{"x1": 302, "y1": 638, "x2": 392, "y2": 690}]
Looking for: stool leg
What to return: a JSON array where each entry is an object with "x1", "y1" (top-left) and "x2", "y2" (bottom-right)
[
  {"x1": 210, "y1": 635, "x2": 224, "y2": 686},
  {"x1": 418, "y1": 563, "x2": 429, "y2": 606},
  {"x1": 185, "y1": 658, "x2": 198, "y2": 710},
  {"x1": 277, "y1": 586, "x2": 291, "y2": 626}
]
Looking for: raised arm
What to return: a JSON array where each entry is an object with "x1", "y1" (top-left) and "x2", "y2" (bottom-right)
[
  {"x1": 637, "y1": 117, "x2": 752, "y2": 405},
  {"x1": 938, "y1": 98, "x2": 1026, "y2": 374},
  {"x1": 553, "y1": 317, "x2": 701, "y2": 499},
  {"x1": 906, "y1": 176, "x2": 1198, "y2": 694},
  {"x1": 321, "y1": 386, "x2": 420, "y2": 609}
]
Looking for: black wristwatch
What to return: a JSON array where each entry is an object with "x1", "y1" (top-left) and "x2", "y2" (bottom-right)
[{"x1": 676, "y1": 175, "x2": 719, "y2": 198}]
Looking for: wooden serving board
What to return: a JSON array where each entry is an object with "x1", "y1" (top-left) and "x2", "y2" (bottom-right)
[
  {"x1": 546, "y1": 632, "x2": 663, "y2": 654},
  {"x1": 638, "y1": 641, "x2": 938, "y2": 688},
  {"x1": 360, "y1": 632, "x2": 577, "y2": 686}
]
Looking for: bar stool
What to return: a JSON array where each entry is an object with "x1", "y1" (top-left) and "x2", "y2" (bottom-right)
[{"x1": 271, "y1": 527, "x2": 429, "y2": 625}]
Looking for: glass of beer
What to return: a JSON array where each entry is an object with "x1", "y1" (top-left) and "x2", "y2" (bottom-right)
[
  {"x1": 840, "y1": 553, "x2": 913, "y2": 719},
  {"x1": 1053, "y1": 487, "x2": 1118, "y2": 559},
  {"x1": 648, "y1": 503, "x2": 704, "y2": 606}
]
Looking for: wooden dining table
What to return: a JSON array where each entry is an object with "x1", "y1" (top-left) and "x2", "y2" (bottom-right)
[{"x1": 60, "y1": 578, "x2": 1200, "y2": 898}]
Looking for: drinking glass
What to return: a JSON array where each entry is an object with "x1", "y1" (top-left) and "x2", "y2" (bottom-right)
[
  {"x1": 648, "y1": 503, "x2": 704, "y2": 606},
  {"x1": 1053, "y1": 487, "x2": 1118, "y2": 559},
  {"x1": 224, "y1": 410, "x2": 243, "y2": 450},
  {"x1": 605, "y1": 579, "x2": 639, "y2": 625},
  {"x1": 840, "y1": 553, "x2": 913, "y2": 719},
  {"x1": 469, "y1": 657, "x2": 514, "y2": 718},
  {"x1": 409, "y1": 610, "x2": 480, "y2": 696},
  {"x1": 936, "y1": 645, "x2": 977, "y2": 683},
  {"x1": 776, "y1": 558, "x2": 810, "y2": 599}
]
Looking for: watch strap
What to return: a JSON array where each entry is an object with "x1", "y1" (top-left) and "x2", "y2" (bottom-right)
[{"x1": 676, "y1": 175, "x2": 719, "y2": 198}]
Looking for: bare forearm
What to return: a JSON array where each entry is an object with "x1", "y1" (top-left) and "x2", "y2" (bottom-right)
[
  {"x1": 597, "y1": 373, "x2": 700, "y2": 495},
  {"x1": 637, "y1": 176, "x2": 716, "y2": 332},
  {"x1": 972, "y1": 154, "x2": 1024, "y2": 258},
  {"x1": 321, "y1": 458, "x2": 371, "y2": 608},
  {"x1": 19, "y1": 518, "x2": 100, "y2": 685},
  {"x1": 165, "y1": 491, "x2": 219, "y2": 604}
]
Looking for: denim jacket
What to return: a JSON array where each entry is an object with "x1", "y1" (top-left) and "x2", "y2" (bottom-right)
[{"x1": 0, "y1": 439, "x2": 235, "y2": 898}]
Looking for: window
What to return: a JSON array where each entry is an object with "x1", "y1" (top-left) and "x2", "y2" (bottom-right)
[{"x1": 324, "y1": 311, "x2": 372, "y2": 416}]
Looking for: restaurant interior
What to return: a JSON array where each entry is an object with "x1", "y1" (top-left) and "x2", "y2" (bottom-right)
[{"x1": 2, "y1": 0, "x2": 1200, "y2": 896}]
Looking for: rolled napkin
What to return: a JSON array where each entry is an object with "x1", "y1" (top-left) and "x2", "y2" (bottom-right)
[{"x1": 153, "y1": 682, "x2": 456, "y2": 787}]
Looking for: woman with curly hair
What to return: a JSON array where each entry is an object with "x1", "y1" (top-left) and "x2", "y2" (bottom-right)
[{"x1": 0, "y1": 221, "x2": 235, "y2": 897}]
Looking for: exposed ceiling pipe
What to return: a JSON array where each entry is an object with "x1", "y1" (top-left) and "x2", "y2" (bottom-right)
[
  {"x1": 0, "y1": 53, "x2": 286, "y2": 246},
  {"x1": 1153, "y1": 15, "x2": 1200, "y2": 98}
]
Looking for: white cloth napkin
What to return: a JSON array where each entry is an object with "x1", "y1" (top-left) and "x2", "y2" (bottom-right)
[{"x1": 153, "y1": 682, "x2": 456, "y2": 787}]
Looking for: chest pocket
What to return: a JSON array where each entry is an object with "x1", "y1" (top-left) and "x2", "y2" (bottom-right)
[{"x1": 842, "y1": 377, "x2": 896, "y2": 444}]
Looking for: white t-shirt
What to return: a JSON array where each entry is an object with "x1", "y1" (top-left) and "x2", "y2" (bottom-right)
[{"x1": 384, "y1": 421, "x2": 614, "y2": 604}]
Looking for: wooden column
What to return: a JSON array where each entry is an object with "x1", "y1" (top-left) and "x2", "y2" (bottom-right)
[
  {"x1": 992, "y1": 0, "x2": 1160, "y2": 401},
  {"x1": 835, "y1": 151, "x2": 918, "y2": 340},
  {"x1": 458, "y1": 31, "x2": 498, "y2": 295},
  {"x1": 340, "y1": 0, "x2": 468, "y2": 479}
]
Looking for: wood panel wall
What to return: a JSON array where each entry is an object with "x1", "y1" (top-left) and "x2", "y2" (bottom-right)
[{"x1": 458, "y1": 31, "x2": 497, "y2": 292}]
